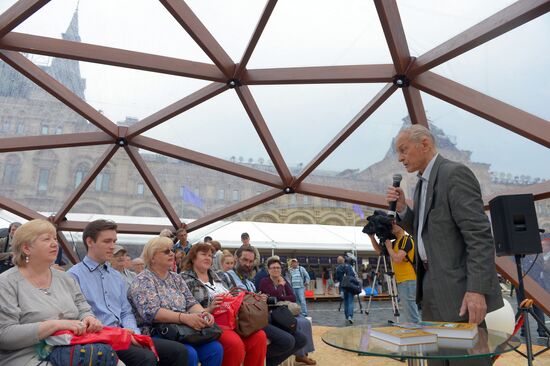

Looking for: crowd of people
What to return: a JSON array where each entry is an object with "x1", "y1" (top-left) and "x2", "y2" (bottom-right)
[{"x1": 0, "y1": 220, "x2": 318, "y2": 366}]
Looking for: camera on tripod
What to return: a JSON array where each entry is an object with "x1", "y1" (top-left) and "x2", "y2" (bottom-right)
[{"x1": 362, "y1": 210, "x2": 396, "y2": 256}]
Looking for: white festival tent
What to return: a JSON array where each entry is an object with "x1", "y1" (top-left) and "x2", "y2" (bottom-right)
[{"x1": 0, "y1": 210, "x2": 376, "y2": 255}]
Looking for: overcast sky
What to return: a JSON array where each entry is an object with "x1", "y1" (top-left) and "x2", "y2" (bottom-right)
[{"x1": 3, "y1": 0, "x2": 550, "y2": 180}]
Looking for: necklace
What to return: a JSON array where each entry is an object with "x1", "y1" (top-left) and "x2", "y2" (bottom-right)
[{"x1": 39, "y1": 288, "x2": 51, "y2": 296}]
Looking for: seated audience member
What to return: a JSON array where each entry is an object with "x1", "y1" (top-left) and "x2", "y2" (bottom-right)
[
  {"x1": 260, "y1": 258, "x2": 316, "y2": 365},
  {"x1": 109, "y1": 245, "x2": 136, "y2": 286},
  {"x1": 159, "y1": 229, "x2": 175, "y2": 240},
  {"x1": 131, "y1": 257, "x2": 146, "y2": 274},
  {"x1": 181, "y1": 243, "x2": 267, "y2": 366},
  {"x1": 216, "y1": 250, "x2": 235, "y2": 284},
  {"x1": 0, "y1": 219, "x2": 104, "y2": 366},
  {"x1": 0, "y1": 221, "x2": 21, "y2": 273},
  {"x1": 175, "y1": 228, "x2": 192, "y2": 255},
  {"x1": 69, "y1": 220, "x2": 188, "y2": 366},
  {"x1": 210, "y1": 240, "x2": 222, "y2": 271},
  {"x1": 128, "y1": 237, "x2": 223, "y2": 366},
  {"x1": 224, "y1": 247, "x2": 307, "y2": 366}
]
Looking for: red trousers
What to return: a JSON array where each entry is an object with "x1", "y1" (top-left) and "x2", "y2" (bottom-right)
[{"x1": 218, "y1": 329, "x2": 267, "y2": 366}]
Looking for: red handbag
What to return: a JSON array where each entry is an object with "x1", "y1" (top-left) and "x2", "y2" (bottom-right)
[
  {"x1": 47, "y1": 326, "x2": 158, "y2": 357},
  {"x1": 212, "y1": 292, "x2": 245, "y2": 330}
]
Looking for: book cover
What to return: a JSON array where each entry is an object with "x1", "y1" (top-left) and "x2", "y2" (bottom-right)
[
  {"x1": 419, "y1": 321, "x2": 478, "y2": 339},
  {"x1": 370, "y1": 326, "x2": 438, "y2": 346},
  {"x1": 369, "y1": 337, "x2": 439, "y2": 353}
]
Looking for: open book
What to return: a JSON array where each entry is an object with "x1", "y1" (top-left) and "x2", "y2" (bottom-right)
[{"x1": 370, "y1": 326, "x2": 438, "y2": 345}]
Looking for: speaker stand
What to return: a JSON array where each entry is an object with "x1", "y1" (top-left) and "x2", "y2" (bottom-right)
[{"x1": 513, "y1": 255, "x2": 550, "y2": 365}]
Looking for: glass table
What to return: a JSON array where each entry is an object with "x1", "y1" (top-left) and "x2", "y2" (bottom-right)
[{"x1": 322, "y1": 324, "x2": 521, "y2": 366}]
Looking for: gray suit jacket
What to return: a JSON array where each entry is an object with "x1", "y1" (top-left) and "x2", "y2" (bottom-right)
[{"x1": 399, "y1": 155, "x2": 503, "y2": 321}]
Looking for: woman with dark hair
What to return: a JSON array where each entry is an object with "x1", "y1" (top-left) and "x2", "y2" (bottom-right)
[
  {"x1": 259, "y1": 257, "x2": 316, "y2": 365},
  {"x1": 181, "y1": 243, "x2": 267, "y2": 366}
]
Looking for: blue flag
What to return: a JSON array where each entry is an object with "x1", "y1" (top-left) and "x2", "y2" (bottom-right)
[
  {"x1": 352, "y1": 204, "x2": 365, "y2": 220},
  {"x1": 181, "y1": 186, "x2": 204, "y2": 209}
]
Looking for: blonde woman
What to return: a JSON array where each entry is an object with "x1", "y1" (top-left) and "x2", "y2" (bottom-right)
[
  {"x1": 128, "y1": 237, "x2": 223, "y2": 366},
  {"x1": 0, "y1": 220, "x2": 103, "y2": 366}
]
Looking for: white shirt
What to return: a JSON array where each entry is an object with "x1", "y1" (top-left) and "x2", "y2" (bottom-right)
[{"x1": 399, "y1": 153, "x2": 438, "y2": 261}]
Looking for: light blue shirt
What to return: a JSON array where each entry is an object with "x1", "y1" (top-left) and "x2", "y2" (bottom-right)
[
  {"x1": 288, "y1": 266, "x2": 310, "y2": 289},
  {"x1": 226, "y1": 269, "x2": 256, "y2": 292},
  {"x1": 68, "y1": 256, "x2": 140, "y2": 334}
]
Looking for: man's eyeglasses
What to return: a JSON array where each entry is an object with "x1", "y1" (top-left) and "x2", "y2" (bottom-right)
[
  {"x1": 269, "y1": 266, "x2": 282, "y2": 270},
  {"x1": 160, "y1": 248, "x2": 175, "y2": 255}
]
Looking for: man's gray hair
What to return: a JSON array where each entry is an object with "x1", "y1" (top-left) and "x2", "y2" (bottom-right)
[{"x1": 401, "y1": 124, "x2": 436, "y2": 148}]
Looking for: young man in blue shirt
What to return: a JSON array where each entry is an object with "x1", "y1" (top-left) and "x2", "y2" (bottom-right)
[{"x1": 69, "y1": 219, "x2": 188, "y2": 366}]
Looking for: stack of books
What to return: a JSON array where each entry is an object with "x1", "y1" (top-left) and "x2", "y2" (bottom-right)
[{"x1": 369, "y1": 321, "x2": 478, "y2": 349}]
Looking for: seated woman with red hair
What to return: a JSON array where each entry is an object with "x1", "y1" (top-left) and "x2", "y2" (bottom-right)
[{"x1": 181, "y1": 243, "x2": 267, "y2": 366}]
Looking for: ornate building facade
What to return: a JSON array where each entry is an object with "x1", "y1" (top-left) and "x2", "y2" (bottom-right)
[{"x1": 1, "y1": 11, "x2": 549, "y2": 232}]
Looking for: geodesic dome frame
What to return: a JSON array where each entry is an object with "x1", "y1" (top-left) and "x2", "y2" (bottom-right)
[{"x1": 0, "y1": 0, "x2": 549, "y2": 311}]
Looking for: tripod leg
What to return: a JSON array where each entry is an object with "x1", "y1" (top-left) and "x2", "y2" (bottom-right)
[
  {"x1": 365, "y1": 255, "x2": 382, "y2": 320},
  {"x1": 383, "y1": 256, "x2": 400, "y2": 323}
]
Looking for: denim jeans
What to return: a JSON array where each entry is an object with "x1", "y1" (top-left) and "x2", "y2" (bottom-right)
[
  {"x1": 293, "y1": 287, "x2": 308, "y2": 316},
  {"x1": 397, "y1": 280, "x2": 420, "y2": 323},
  {"x1": 343, "y1": 290, "x2": 355, "y2": 319}
]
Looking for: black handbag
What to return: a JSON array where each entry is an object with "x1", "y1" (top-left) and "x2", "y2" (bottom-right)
[
  {"x1": 341, "y1": 273, "x2": 362, "y2": 295},
  {"x1": 270, "y1": 305, "x2": 297, "y2": 334},
  {"x1": 151, "y1": 322, "x2": 222, "y2": 346}
]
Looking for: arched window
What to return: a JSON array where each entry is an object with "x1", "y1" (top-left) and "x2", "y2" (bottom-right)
[
  {"x1": 2, "y1": 155, "x2": 21, "y2": 185},
  {"x1": 74, "y1": 163, "x2": 89, "y2": 187}
]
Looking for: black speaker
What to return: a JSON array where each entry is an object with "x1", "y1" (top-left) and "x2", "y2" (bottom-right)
[{"x1": 489, "y1": 194, "x2": 542, "y2": 256}]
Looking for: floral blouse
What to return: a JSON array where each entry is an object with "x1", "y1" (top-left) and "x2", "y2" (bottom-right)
[{"x1": 127, "y1": 269, "x2": 198, "y2": 334}]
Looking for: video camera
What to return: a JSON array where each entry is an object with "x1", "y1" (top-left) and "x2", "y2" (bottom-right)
[{"x1": 362, "y1": 210, "x2": 396, "y2": 256}]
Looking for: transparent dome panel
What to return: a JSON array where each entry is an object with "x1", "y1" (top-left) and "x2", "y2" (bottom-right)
[
  {"x1": 186, "y1": 0, "x2": 267, "y2": 63},
  {"x1": 304, "y1": 90, "x2": 410, "y2": 196},
  {"x1": 144, "y1": 89, "x2": 274, "y2": 166},
  {"x1": 0, "y1": 59, "x2": 104, "y2": 136},
  {"x1": 433, "y1": 14, "x2": 550, "y2": 121},
  {"x1": 12, "y1": 0, "x2": 212, "y2": 62},
  {"x1": 250, "y1": 83, "x2": 387, "y2": 175},
  {"x1": 139, "y1": 148, "x2": 274, "y2": 220},
  {"x1": 248, "y1": 0, "x2": 392, "y2": 68},
  {"x1": 68, "y1": 149, "x2": 169, "y2": 222},
  {"x1": 420, "y1": 92, "x2": 550, "y2": 197},
  {"x1": 0, "y1": 145, "x2": 111, "y2": 215},
  {"x1": 24, "y1": 55, "x2": 211, "y2": 125},
  {"x1": 397, "y1": 0, "x2": 516, "y2": 57}
]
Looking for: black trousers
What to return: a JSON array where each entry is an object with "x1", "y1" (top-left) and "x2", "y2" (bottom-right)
[
  {"x1": 116, "y1": 338, "x2": 188, "y2": 366},
  {"x1": 264, "y1": 324, "x2": 307, "y2": 366}
]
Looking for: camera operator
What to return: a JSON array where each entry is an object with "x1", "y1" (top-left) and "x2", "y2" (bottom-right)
[{"x1": 367, "y1": 217, "x2": 420, "y2": 323}]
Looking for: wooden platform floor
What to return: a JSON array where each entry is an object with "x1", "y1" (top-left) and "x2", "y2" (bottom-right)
[{"x1": 310, "y1": 326, "x2": 550, "y2": 366}]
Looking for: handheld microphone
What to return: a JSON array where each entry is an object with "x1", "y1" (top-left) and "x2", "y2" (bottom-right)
[{"x1": 388, "y1": 174, "x2": 402, "y2": 218}]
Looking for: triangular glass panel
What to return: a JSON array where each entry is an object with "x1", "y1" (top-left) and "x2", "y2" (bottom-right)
[
  {"x1": 186, "y1": 0, "x2": 266, "y2": 63},
  {"x1": 304, "y1": 91, "x2": 411, "y2": 197},
  {"x1": 250, "y1": 83, "x2": 386, "y2": 175},
  {"x1": 13, "y1": 0, "x2": 212, "y2": 62},
  {"x1": 139, "y1": 147, "x2": 274, "y2": 221},
  {"x1": 0, "y1": 1, "x2": 18, "y2": 14},
  {"x1": 0, "y1": 145, "x2": 110, "y2": 215},
  {"x1": 68, "y1": 149, "x2": 169, "y2": 224},
  {"x1": 420, "y1": 92, "x2": 550, "y2": 197},
  {"x1": 397, "y1": 0, "x2": 516, "y2": 57},
  {"x1": 143, "y1": 89, "x2": 274, "y2": 165},
  {"x1": 248, "y1": 0, "x2": 392, "y2": 68},
  {"x1": 25, "y1": 55, "x2": 211, "y2": 125},
  {"x1": 433, "y1": 14, "x2": 550, "y2": 120},
  {"x1": 0, "y1": 59, "x2": 103, "y2": 135}
]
